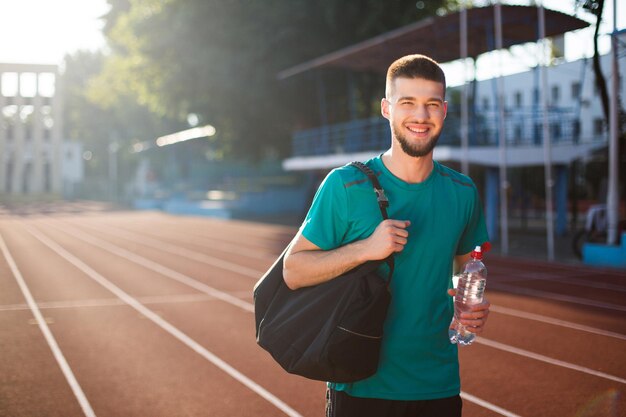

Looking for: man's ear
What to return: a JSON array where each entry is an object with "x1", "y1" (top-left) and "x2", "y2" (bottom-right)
[
  {"x1": 381, "y1": 98, "x2": 390, "y2": 120},
  {"x1": 443, "y1": 101, "x2": 448, "y2": 119}
]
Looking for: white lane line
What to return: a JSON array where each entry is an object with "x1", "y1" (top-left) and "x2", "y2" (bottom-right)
[
  {"x1": 489, "y1": 283, "x2": 626, "y2": 312},
  {"x1": 487, "y1": 268, "x2": 626, "y2": 292},
  {"x1": 34, "y1": 223, "x2": 626, "y2": 401},
  {"x1": 0, "y1": 234, "x2": 97, "y2": 417},
  {"x1": 67, "y1": 219, "x2": 276, "y2": 262},
  {"x1": 42, "y1": 222, "x2": 626, "y2": 384},
  {"x1": 57, "y1": 219, "x2": 626, "y2": 314},
  {"x1": 488, "y1": 266, "x2": 597, "y2": 281},
  {"x1": 24, "y1": 224, "x2": 303, "y2": 417},
  {"x1": 460, "y1": 392, "x2": 523, "y2": 417},
  {"x1": 544, "y1": 276, "x2": 626, "y2": 292},
  {"x1": 67, "y1": 217, "x2": 626, "y2": 311},
  {"x1": 42, "y1": 222, "x2": 255, "y2": 313},
  {"x1": 490, "y1": 305, "x2": 626, "y2": 341},
  {"x1": 46, "y1": 220, "x2": 264, "y2": 278},
  {"x1": 476, "y1": 337, "x2": 626, "y2": 385},
  {"x1": 0, "y1": 293, "x2": 216, "y2": 312}
]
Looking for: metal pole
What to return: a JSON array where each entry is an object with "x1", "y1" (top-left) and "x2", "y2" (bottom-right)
[
  {"x1": 495, "y1": 1, "x2": 509, "y2": 255},
  {"x1": 539, "y1": 4, "x2": 555, "y2": 261},
  {"x1": 460, "y1": 3, "x2": 469, "y2": 175},
  {"x1": 607, "y1": 0, "x2": 619, "y2": 244},
  {"x1": 109, "y1": 140, "x2": 118, "y2": 202}
]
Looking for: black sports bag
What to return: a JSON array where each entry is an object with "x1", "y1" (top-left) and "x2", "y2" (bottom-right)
[{"x1": 253, "y1": 162, "x2": 394, "y2": 383}]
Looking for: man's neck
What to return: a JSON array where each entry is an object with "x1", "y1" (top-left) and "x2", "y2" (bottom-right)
[{"x1": 381, "y1": 149, "x2": 434, "y2": 184}]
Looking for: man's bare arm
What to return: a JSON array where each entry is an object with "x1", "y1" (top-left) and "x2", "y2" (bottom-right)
[{"x1": 283, "y1": 219, "x2": 410, "y2": 290}]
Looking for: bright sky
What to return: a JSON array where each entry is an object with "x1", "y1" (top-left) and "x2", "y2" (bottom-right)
[
  {"x1": 0, "y1": 0, "x2": 109, "y2": 65},
  {"x1": 0, "y1": 0, "x2": 623, "y2": 74}
]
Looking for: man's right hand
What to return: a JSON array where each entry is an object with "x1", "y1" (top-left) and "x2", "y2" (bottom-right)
[
  {"x1": 283, "y1": 219, "x2": 410, "y2": 290},
  {"x1": 362, "y1": 219, "x2": 410, "y2": 260}
]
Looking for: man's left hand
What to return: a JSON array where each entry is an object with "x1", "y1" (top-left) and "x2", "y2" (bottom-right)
[{"x1": 447, "y1": 289, "x2": 490, "y2": 335}]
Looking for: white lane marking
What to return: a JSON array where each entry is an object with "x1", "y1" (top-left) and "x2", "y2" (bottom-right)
[
  {"x1": 64, "y1": 218, "x2": 626, "y2": 311},
  {"x1": 35, "y1": 222, "x2": 626, "y2": 401},
  {"x1": 489, "y1": 283, "x2": 626, "y2": 312},
  {"x1": 547, "y1": 276, "x2": 626, "y2": 292},
  {"x1": 476, "y1": 337, "x2": 626, "y2": 385},
  {"x1": 0, "y1": 293, "x2": 216, "y2": 312},
  {"x1": 490, "y1": 305, "x2": 626, "y2": 341},
  {"x1": 487, "y1": 267, "x2": 626, "y2": 292},
  {"x1": 24, "y1": 224, "x2": 303, "y2": 417},
  {"x1": 71, "y1": 219, "x2": 276, "y2": 261},
  {"x1": 488, "y1": 266, "x2": 599, "y2": 281},
  {"x1": 0, "y1": 234, "x2": 97, "y2": 417},
  {"x1": 43, "y1": 222, "x2": 255, "y2": 313},
  {"x1": 47, "y1": 219, "x2": 263, "y2": 277},
  {"x1": 43, "y1": 221, "x2": 626, "y2": 384},
  {"x1": 54, "y1": 219, "x2": 626, "y2": 313},
  {"x1": 460, "y1": 392, "x2": 523, "y2": 417}
]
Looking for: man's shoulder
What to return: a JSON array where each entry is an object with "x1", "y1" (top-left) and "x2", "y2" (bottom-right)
[
  {"x1": 328, "y1": 157, "x2": 381, "y2": 190},
  {"x1": 434, "y1": 162, "x2": 476, "y2": 190}
]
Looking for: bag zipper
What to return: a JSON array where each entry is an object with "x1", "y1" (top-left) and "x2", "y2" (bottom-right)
[{"x1": 337, "y1": 326, "x2": 381, "y2": 340}]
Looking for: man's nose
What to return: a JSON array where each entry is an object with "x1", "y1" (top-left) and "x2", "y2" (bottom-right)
[{"x1": 412, "y1": 104, "x2": 429, "y2": 120}]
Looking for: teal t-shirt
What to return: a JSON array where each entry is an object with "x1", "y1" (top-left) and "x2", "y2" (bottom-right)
[{"x1": 300, "y1": 156, "x2": 489, "y2": 401}]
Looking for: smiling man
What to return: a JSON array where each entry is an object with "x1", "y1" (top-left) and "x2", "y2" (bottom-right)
[{"x1": 283, "y1": 54, "x2": 490, "y2": 417}]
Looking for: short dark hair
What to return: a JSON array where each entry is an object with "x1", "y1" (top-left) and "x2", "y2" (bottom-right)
[{"x1": 385, "y1": 54, "x2": 446, "y2": 98}]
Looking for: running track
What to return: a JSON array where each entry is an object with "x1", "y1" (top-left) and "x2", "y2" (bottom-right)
[{"x1": 1, "y1": 210, "x2": 624, "y2": 417}]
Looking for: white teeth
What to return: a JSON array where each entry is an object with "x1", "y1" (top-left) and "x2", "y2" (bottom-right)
[{"x1": 408, "y1": 126, "x2": 427, "y2": 133}]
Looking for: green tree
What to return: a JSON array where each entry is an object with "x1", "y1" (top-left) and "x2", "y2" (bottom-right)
[
  {"x1": 93, "y1": 0, "x2": 456, "y2": 160},
  {"x1": 61, "y1": 49, "x2": 182, "y2": 198}
]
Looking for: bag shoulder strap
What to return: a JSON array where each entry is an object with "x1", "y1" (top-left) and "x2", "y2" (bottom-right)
[
  {"x1": 349, "y1": 161, "x2": 395, "y2": 285},
  {"x1": 349, "y1": 161, "x2": 389, "y2": 219}
]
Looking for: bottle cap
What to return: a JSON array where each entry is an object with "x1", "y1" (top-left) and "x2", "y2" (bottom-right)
[{"x1": 471, "y1": 245, "x2": 483, "y2": 260}]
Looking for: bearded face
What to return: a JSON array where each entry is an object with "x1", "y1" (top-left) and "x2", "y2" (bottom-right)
[
  {"x1": 391, "y1": 121, "x2": 441, "y2": 158},
  {"x1": 382, "y1": 77, "x2": 447, "y2": 159}
]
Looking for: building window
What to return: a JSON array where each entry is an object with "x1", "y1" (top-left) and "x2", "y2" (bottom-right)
[
  {"x1": 571, "y1": 82, "x2": 581, "y2": 99},
  {"x1": 20, "y1": 73, "x2": 37, "y2": 98},
  {"x1": 533, "y1": 88, "x2": 539, "y2": 104},
  {"x1": 514, "y1": 91, "x2": 522, "y2": 108},
  {"x1": 551, "y1": 85, "x2": 560, "y2": 103},
  {"x1": 593, "y1": 118, "x2": 605, "y2": 136},
  {"x1": 1, "y1": 73, "x2": 18, "y2": 97},
  {"x1": 572, "y1": 119, "x2": 581, "y2": 142},
  {"x1": 593, "y1": 78, "x2": 601, "y2": 96},
  {"x1": 550, "y1": 122, "x2": 562, "y2": 140},
  {"x1": 38, "y1": 73, "x2": 56, "y2": 97},
  {"x1": 533, "y1": 123, "x2": 542, "y2": 144},
  {"x1": 482, "y1": 97, "x2": 489, "y2": 110},
  {"x1": 593, "y1": 118, "x2": 605, "y2": 135},
  {"x1": 514, "y1": 124, "x2": 523, "y2": 142}
]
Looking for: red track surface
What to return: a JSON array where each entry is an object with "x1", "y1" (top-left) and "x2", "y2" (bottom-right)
[{"x1": 0, "y1": 210, "x2": 624, "y2": 417}]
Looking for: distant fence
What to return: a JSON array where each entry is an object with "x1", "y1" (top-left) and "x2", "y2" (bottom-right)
[{"x1": 291, "y1": 106, "x2": 597, "y2": 157}]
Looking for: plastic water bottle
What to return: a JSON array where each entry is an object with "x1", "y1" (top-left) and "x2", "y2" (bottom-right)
[{"x1": 449, "y1": 245, "x2": 487, "y2": 346}]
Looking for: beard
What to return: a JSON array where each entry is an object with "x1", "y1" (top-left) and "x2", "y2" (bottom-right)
[{"x1": 391, "y1": 123, "x2": 441, "y2": 158}]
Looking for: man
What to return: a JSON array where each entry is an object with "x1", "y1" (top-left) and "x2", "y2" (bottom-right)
[{"x1": 283, "y1": 54, "x2": 490, "y2": 417}]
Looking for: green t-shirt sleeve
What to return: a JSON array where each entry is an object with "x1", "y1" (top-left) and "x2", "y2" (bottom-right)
[
  {"x1": 301, "y1": 169, "x2": 349, "y2": 250},
  {"x1": 456, "y1": 185, "x2": 489, "y2": 255}
]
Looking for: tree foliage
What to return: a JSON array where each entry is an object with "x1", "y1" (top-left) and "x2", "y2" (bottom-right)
[
  {"x1": 61, "y1": 49, "x2": 182, "y2": 192},
  {"x1": 90, "y1": 0, "x2": 456, "y2": 160}
]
